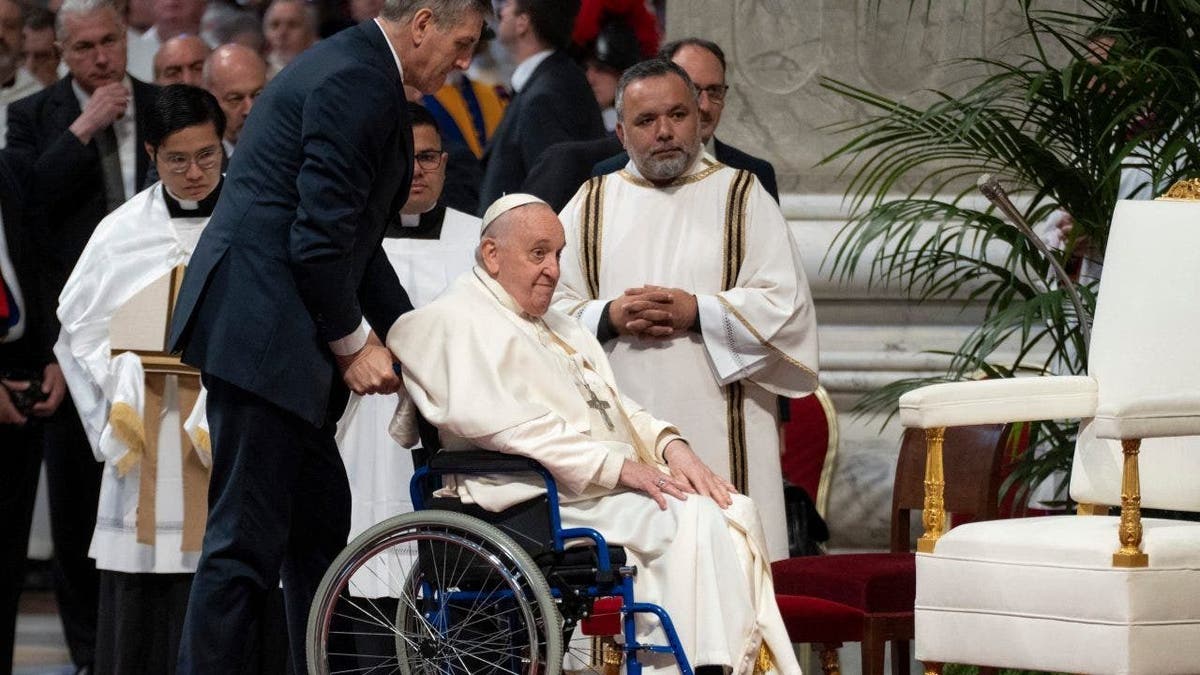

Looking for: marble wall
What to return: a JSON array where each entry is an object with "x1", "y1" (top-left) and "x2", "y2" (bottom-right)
[{"x1": 665, "y1": 1, "x2": 1060, "y2": 548}]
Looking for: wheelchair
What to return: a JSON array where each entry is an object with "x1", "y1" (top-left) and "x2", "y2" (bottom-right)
[{"x1": 305, "y1": 419, "x2": 694, "y2": 675}]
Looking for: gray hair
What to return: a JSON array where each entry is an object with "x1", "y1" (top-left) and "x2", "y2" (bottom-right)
[
  {"x1": 265, "y1": 0, "x2": 319, "y2": 36},
  {"x1": 614, "y1": 58, "x2": 695, "y2": 121},
  {"x1": 380, "y1": 0, "x2": 491, "y2": 25},
  {"x1": 56, "y1": 0, "x2": 123, "y2": 42}
]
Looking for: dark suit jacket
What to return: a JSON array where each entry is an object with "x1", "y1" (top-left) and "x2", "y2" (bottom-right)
[
  {"x1": 478, "y1": 50, "x2": 605, "y2": 214},
  {"x1": 169, "y1": 21, "x2": 413, "y2": 427},
  {"x1": 592, "y1": 137, "x2": 780, "y2": 203},
  {"x1": 6, "y1": 75, "x2": 158, "y2": 341},
  {"x1": 0, "y1": 149, "x2": 46, "y2": 372},
  {"x1": 521, "y1": 134, "x2": 623, "y2": 212}
]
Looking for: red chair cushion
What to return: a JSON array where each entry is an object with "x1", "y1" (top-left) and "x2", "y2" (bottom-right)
[
  {"x1": 771, "y1": 553, "x2": 915, "y2": 614},
  {"x1": 775, "y1": 595, "x2": 864, "y2": 644}
]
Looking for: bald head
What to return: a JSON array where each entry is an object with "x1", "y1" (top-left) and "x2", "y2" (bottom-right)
[
  {"x1": 203, "y1": 43, "x2": 266, "y2": 144},
  {"x1": 154, "y1": 34, "x2": 210, "y2": 85},
  {"x1": 478, "y1": 201, "x2": 565, "y2": 317}
]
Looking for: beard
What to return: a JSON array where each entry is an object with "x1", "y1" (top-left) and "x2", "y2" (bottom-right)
[{"x1": 632, "y1": 135, "x2": 702, "y2": 182}]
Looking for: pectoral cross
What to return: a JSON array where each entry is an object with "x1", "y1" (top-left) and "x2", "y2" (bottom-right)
[{"x1": 583, "y1": 383, "x2": 615, "y2": 431}]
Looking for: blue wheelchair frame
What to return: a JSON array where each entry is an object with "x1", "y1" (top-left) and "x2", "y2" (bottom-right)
[{"x1": 409, "y1": 456, "x2": 693, "y2": 675}]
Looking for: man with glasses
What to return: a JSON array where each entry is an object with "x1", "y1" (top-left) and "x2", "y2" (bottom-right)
[
  {"x1": 6, "y1": 1, "x2": 159, "y2": 671},
  {"x1": 593, "y1": 37, "x2": 779, "y2": 202},
  {"x1": 53, "y1": 84, "x2": 232, "y2": 675}
]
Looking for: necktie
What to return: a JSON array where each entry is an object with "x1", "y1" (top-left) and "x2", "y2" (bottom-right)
[{"x1": 95, "y1": 126, "x2": 125, "y2": 214}]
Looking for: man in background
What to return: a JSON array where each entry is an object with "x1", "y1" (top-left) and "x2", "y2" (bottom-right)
[
  {"x1": 0, "y1": 0, "x2": 43, "y2": 145},
  {"x1": 152, "y1": 33, "x2": 210, "y2": 85},
  {"x1": 478, "y1": 0, "x2": 604, "y2": 211},
  {"x1": 201, "y1": 42, "x2": 265, "y2": 157}
]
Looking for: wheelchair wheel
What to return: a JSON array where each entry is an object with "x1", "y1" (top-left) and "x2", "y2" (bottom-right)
[{"x1": 306, "y1": 510, "x2": 563, "y2": 675}]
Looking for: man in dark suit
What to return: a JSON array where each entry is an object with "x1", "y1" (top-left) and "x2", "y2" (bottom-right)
[
  {"x1": 0, "y1": 149, "x2": 68, "y2": 675},
  {"x1": 5, "y1": 1, "x2": 157, "y2": 669},
  {"x1": 478, "y1": 0, "x2": 605, "y2": 213},
  {"x1": 167, "y1": 1, "x2": 489, "y2": 671},
  {"x1": 591, "y1": 38, "x2": 779, "y2": 203}
]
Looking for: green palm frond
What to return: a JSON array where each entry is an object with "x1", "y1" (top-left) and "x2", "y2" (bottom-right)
[{"x1": 829, "y1": 0, "x2": 1200, "y2": 497}]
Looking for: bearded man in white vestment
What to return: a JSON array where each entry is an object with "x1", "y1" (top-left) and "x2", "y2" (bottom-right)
[
  {"x1": 387, "y1": 193, "x2": 802, "y2": 675},
  {"x1": 552, "y1": 59, "x2": 818, "y2": 561},
  {"x1": 335, "y1": 103, "x2": 479, "y2": 593}
]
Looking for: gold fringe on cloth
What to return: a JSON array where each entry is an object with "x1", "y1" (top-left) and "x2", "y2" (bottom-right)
[
  {"x1": 754, "y1": 643, "x2": 775, "y2": 673},
  {"x1": 110, "y1": 401, "x2": 147, "y2": 477},
  {"x1": 110, "y1": 370, "x2": 209, "y2": 552}
]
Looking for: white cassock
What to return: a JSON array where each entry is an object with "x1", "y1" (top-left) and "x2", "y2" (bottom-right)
[
  {"x1": 553, "y1": 154, "x2": 819, "y2": 561},
  {"x1": 55, "y1": 182, "x2": 212, "y2": 573},
  {"x1": 388, "y1": 268, "x2": 802, "y2": 675},
  {"x1": 335, "y1": 206, "x2": 478, "y2": 595}
]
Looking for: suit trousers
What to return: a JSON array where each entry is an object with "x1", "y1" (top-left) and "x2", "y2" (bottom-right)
[
  {"x1": 42, "y1": 396, "x2": 101, "y2": 669},
  {"x1": 177, "y1": 374, "x2": 351, "y2": 675},
  {"x1": 0, "y1": 420, "x2": 43, "y2": 675}
]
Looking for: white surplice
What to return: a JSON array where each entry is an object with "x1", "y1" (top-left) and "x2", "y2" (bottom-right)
[
  {"x1": 334, "y1": 206, "x2": 479, "y2": 595},
  {"x1": 387, "y1": 269, "x2": 802, "y2": 674},
  {"x1": 553, "y1": 155, "x2": 819, "y2": 561},
  {"x1": 55, "y1": 183, "x2": 210, "y2": 573}
]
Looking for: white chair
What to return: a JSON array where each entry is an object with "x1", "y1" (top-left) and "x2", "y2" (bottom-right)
[{"x1": 897, "y1": 198, "x2": 1200, "y2": 674}]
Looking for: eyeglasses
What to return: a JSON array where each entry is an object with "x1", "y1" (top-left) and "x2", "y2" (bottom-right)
[
  {"x1": 696, "y1": 84, "x2": 730, "y2": 104},
  {"x1": 415, "y1": 150, "x2": 447, "y2": 171},
  {"x1": 158, "y1": 146, "x2": 222, "y2": 174}
]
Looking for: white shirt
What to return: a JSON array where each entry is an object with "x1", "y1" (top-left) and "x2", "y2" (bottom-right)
[
  {"x1": 72, "y1": 76, "x2": 137, "y2": 201},
  {"x1": 511, "y1": 49, "x2": 552, "y2": 93}
]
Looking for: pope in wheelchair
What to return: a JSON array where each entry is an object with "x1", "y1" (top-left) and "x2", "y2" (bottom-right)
[{"x1": 306, "y1": 195, "x2": 802, "y2": 675}]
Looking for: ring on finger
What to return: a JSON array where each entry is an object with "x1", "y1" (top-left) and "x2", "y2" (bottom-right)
[{"x1": 655, "y1": 477, "x2": 668, "y2": 488}]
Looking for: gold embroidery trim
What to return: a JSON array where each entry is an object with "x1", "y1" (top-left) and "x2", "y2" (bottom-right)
[
  {"x1": 582, "y1": 175, "x2": 605, "y2": 299},
  {"x1": 616, "y1": 161, "x2": 724, "y2": 188},
  {"x1": 722, "y1": 170, "x2": 753, "y2": 291},
  {"x1": 727, "y1": 380, "x2": 748, "y2": 494},
  {"x1": 716, "y1": 295, "x2": 819, "y2": 379}
]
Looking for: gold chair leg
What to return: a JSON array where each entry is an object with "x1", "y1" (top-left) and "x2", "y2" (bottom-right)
[
  {"x1": 916, "y1": 426, "x2": 946, "y2": 553},
  {"x1": 818, "y1": 646, "x2": 841, "y2": 675},
  {"x1": 922, "y1": 662, "x2": 943, "y2": 675},
  {"x1": 1112, "y1": 438, "x2": 1150, "y2": 568},
  {"x1": 600, "y1": 635, "x2": 622, "y2": 674}
]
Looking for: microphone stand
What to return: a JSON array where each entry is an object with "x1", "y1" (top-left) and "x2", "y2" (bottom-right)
[{"x1": 976, "y1": 174, "x2": 1092, "y2": 357}]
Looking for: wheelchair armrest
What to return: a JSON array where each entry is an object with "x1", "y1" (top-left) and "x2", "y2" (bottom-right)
[{"x1": 426, "y1": 449, "x2": 547, "y2": 475}]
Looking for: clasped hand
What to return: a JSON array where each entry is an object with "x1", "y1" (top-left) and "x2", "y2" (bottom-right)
[
  {"x1": 335, "y1": 331, "x2": 401, "y2": 396},
  {"x1": 608, "y1": 285, "x2": 697, "y2": 339}
]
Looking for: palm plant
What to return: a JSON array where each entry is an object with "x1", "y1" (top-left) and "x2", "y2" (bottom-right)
[{"x1": 823, "y1": 0, "x2": 1200, "y2": 505}]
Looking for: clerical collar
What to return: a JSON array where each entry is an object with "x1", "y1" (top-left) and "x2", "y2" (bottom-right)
[
  {"x1": 386, "y1": 203, "x2": 446, "y2": 239},
  {"x1": 163, "y1": 178, "x2": 222, "y2": 218},
  {"x1": 619, "y1": 151, "x2": 723, "y2": 188},
  {"x1": 473, "y1": 266, "x2": 530, "y2": 319}
]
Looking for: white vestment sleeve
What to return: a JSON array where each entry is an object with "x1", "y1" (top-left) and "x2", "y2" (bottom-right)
[
  {"x1": 471, "y1": 412, "x2": 629, "y2": 494},
  {"x1": 696, "y1": 293, "x2": 772, "y2": 385},
  {"x1": 576, "y1": 300, "x2": 605, "y2": 335}
]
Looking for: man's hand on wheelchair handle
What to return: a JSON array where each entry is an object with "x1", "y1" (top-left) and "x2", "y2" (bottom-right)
[
  {"x1": 663, "y1": 439, "x2": 737, "y2": 509},
  {"x1": 337, "y1": 330, "x2": 401, "y2": 395},
  {"x1": 618, "y1": 458, "x2": 690, "y2": 510}
]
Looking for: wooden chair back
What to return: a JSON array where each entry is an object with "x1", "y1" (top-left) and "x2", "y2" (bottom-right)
[{"x1": 890, "y1": 424, "x2": 1010, "y2": 553}]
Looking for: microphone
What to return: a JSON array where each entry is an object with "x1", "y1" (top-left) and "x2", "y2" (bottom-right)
[{"x1": 977, "y1": 174, "x2": 1091, "y2": 354}]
